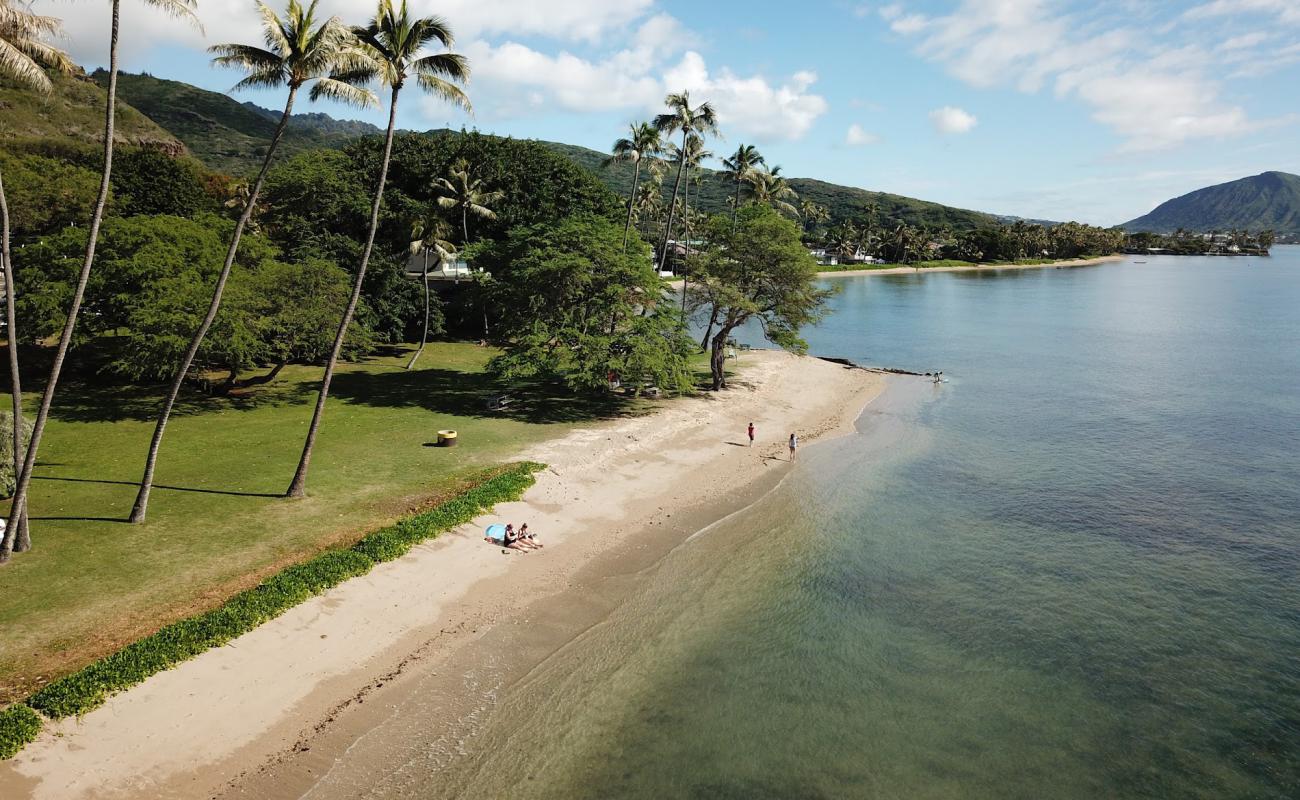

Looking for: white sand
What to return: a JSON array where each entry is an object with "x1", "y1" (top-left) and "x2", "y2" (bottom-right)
[{"x1": 0, "y1": 351, "x2": 883, "y2": 800}]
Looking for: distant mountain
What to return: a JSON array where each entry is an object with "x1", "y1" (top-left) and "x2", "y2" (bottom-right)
[
  {"x1": 0, "y1": 68, "x2": 182, "y2": 152},
  {"x1": 97, "y1": 71, "x2": 380, "y2": 176},
  {"x1": 1124, "y1": 172, "x2": 1300, "y2": 234},
  {"x1": 541, "y1": 140, "x2": 997, "y2": 231}
]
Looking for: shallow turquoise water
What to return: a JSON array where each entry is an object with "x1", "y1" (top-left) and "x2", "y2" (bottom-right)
[{"x1": 419, "y1": 252, "x2": 1300, "y2": 798}]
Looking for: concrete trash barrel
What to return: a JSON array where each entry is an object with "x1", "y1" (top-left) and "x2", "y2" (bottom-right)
[{"x1": 437, "y1": 430, "x2": 458, "y2": 447}]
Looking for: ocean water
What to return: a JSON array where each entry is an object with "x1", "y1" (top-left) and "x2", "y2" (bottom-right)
[{"x1": 378, "y1": 252, "x2": 1300, "y2": 798}]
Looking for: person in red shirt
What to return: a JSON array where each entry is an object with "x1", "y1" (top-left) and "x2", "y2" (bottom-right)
[{"x1": 747, "y1": 422, "x2": 755, "y2": 447}]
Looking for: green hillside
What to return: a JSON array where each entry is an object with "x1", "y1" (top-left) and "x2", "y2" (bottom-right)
[
  {"x1": 21, "y1": 68, "x2": 1001, "y2": 229},
  {"x1": 541, "y1": 140, "x2": 996, "y2": 230},
  {"x1": 0, "y1": 68, "x2": 181, "y2": 151},
  {"x1": 96, "y1": 70, "x2": 380, "y2": 176},
  {"x1": 1123, "y1": 171, "x2": 1300, "y2": 234}
]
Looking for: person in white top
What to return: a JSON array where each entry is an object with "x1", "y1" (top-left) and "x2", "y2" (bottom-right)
[{"x1": 788, "y1": 433, "x2": 798, "y2": 462}]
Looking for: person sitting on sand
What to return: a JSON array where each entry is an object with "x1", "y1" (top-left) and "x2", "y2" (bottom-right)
[
  {"x1": 519, "y1": 522, "x2": 542, "y2": 548},
  {"x1": 503, "y1": 524, "x2": 528, "y2": 552}
]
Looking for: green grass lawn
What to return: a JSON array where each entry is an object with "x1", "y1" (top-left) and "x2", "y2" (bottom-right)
[{"x1": 0, "y1": 342, "x2": 640, "y2": 702}]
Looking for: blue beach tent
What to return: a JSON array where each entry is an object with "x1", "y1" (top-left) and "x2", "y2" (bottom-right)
[{"x1": 485, "y1": 523, "x2": 507, "y2": 543}]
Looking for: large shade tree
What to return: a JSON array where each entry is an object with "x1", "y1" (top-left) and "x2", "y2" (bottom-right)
[
  {"x1": 129, "y1": 0, "x2": 376, "y2": 523},
  {"x1": 481, "y1": 214, "x2": 693, "y2": 394},
  {"x1": 286, "y1": 0, "x2": 470, "y2": 498},
  {"x1": 3, "y1": 0, "x2": 199, "y2": 561},
  {"x1": 606, "y1": 121, "x2": 661, "y2": 250},
  {"x1": 0, "y1": 0, "x2": 72, "y2": 555},
  {"x1": 688, "y1": 206, "x2": 832, "y2": 390}
]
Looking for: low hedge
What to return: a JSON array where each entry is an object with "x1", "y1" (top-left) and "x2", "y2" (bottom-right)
[
  {"x1": 0, "y1": 705, "x2": 42, "y2": 760},
  {"x1": 21, "y1": 461, "x2": 543, "y2": 725}
]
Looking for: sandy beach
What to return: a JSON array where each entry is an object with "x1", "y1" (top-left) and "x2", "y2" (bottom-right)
[
  {"x1": 0, "y1": 351, "x2": 884, "y2": 800},
  {"x1": 818, "y1": 255, "x2": 1124, "y2": 278}
]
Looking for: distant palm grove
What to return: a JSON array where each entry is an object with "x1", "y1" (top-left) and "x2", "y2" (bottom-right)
[{"x1": 1, "y1": 0, "x2": 1144, "y2": 562}]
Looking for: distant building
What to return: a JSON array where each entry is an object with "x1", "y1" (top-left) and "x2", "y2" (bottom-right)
[{"x1": 405, "y1": 249, "x2": 473, "y2": 281}]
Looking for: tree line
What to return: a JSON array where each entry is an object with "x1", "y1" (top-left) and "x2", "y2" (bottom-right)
[{"x1": 0, "y1": 0, "x2": 833, "y2": 563}]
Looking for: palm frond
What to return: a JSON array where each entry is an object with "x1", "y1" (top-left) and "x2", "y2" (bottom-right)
[
  {"x1": 415, "y1": 70, "x2": 470, "y2": 112},
  {"x1": 253, "y1": 0, "x2": 291, "y2": 54},
  {"x1": 309, "y1": 75, "x2": 378, "y2": 106},
  {"x1": 0, "y1": 37, "x2": 49, "y2": 92},
  {"x1": 144, "y1": 0, "x2": 203, "y2": 31}
]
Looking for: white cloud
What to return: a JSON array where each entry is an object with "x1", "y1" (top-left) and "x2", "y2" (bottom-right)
[
  {"x1": 460, "y1": 39, "x2": 664, "y2": 114},
  {"x1": 929, "y1": 106, "x2": 977, "y2": 134},
  {"x1": 1185, "y1": 0, "x2": 1300, "y2": 25},
  {"x1": 36, "y1": 0, "x2": 657, "y2": 67},
  {"x1": 37, "y1": 0, "x2": 826, "y2": 142},
  {"x1": 885, "y1": 0, "x2": 1268, "y2": 151},
  {"x1": 661, "y1": 53, "x2": 829, "y2": 141},
  {"x1": 845, "y1": 123, "x2": 878, "y2": 145}
]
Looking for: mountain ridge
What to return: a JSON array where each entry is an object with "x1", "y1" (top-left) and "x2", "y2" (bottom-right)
[
  {"x1": 1123, "y1": 171, "x2": 1300, "y2": 234},
  {"x1": 88, "y1": 70, "x2": 1006, "y2": 230}
]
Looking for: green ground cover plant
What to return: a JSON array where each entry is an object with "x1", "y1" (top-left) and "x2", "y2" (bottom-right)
[{"x1": 7, "y1": 461, "x2": 540, "y2": 747}]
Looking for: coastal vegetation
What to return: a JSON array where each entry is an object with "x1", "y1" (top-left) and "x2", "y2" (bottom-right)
[{"x1": 0, "y1": 0, "x2": 1129, "y2": 765}]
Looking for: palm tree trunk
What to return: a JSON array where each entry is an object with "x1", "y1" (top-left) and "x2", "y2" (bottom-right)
[
  {"x1": 286, "y1": 85, "x2": 400, "y2": 498},
  {"x1": 3, "y1": 0, "x2": 120, "y2": 560},
  {"x1": 128, "y1": 84, "x2": 299, "y2": 524},
  {"x1": 461, "y1": 205, "x2": 469, "y2": 247},
  {"x1": 680, "y1": 161, "x2": 691, "y2": 324},
  {"x1": 622, "y1": 159, "x2": 641, "y2": 251},
  {"x1": 657, "y1": 131, "x2": 688, "y2": 274},
  {"x1": 732, "y1": 176, "x2": 741, "y2": 228},
  {"x1": 0, "y1": 169, "x2": 29, "y2": 551},
  {"x1": 405, "y1": 252, "x2": 429, "y2": 370}
]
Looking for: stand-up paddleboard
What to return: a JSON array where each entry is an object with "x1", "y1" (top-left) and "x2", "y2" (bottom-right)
[{"x1": 485, "y1": 524, "x2": 507, "y2": 543}]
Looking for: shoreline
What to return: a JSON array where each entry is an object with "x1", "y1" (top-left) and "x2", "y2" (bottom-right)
[
  {"x1": 0, "y1": 351, "x2": 885, "y2": 800},
  {"x1": 817, "y1": 254, "x2": 1125, "y2": 278}
]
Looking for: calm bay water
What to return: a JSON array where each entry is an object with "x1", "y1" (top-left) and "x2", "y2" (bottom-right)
[{"x1": 393, "y1": 253, "x2": 1300, "y2": 798}]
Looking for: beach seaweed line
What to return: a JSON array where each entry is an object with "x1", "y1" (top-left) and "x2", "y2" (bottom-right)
[{"x1": 0, "y1": 461, "x2": 545, "y2": 760}]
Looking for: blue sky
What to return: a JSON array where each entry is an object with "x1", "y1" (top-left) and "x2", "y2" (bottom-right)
[{"x1": 39, "y1": 0, "x2": 1300, "y2": 225}]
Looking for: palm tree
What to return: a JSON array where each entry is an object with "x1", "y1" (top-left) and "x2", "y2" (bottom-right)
[
  {"x1": 405, "y1": 215, "x2": 455, "y2": 370},
  {"x1": 286, "y1": 0, "x2": 469, "y2": 498},
  {"x1": 433, "y1": 158, "x2": 502, "y2": 245},
  {"x1": 720, "y1": 144, "x2": 764, "y2": 227},
  {"x1": 652, "y1": 91, "x2": 718, "y2": 274},
  {"x1": 127, "y1": 0, "x2": 374, "y2": 524},
  {"x1": 3, "y1": 0, "x2": 198, "y2": 560},
  {"x1": 0, "y1": 0, "x2": 73, "y2": 556},
  {"x1": 747, "y1": 165, "x2": 799, "y2": 218},
  {"x1": 606, "y1": 121, "x2": 660, "y2": 250},
  {"x1": 861, "y1": 201, "x2": 880, "y2": 257},
  {"x1": 799, "y1": 200, "x2": 829, "y2": 240},
  {"x1": 634, "y1": 171, "x2": 663, "y2": 242},
  {"x1": 673, "y1": 134, "x2": 711, "y2": 321}
]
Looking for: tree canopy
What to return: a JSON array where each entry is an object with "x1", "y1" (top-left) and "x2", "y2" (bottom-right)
[
  {"x1": 478, "y1": 214, "x2": 692, "y2": 393},
  {"x1": 688, "y1": 206, "x2": 831, "y2": 389}
]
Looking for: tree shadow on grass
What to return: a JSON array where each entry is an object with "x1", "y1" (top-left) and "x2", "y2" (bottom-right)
[
  {"x1": 31, "y1": 475, "x2": 281, "y2": 498},
  {"x1": 45, "y1": 373, "x2": 318, "y2": 424},
  {"x1": 327, "y1": 367, "x2": 641, "y2": 425}
]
